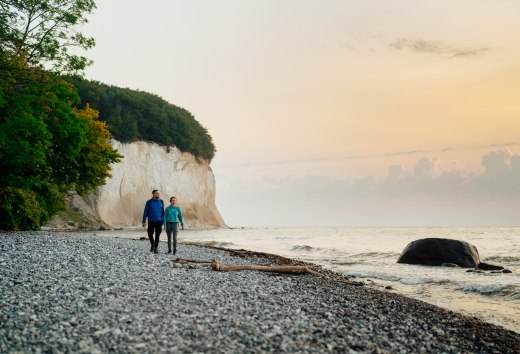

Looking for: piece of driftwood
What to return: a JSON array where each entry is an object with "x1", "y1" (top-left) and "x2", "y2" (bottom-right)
[
  {"x1": 211, "y1": 259, "x2": 322, "y2": 276},
  {"x1": 173, "y1": 258, "x2": 364, "y2": 285},
  {"x1": 172, "y1": 258, "x2": 320, "y2": 275},
  {"x1": 173, "y1": 258, "x2": 213, "y2": 266}
]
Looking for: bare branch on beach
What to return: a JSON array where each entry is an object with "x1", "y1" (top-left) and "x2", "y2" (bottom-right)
[
  {"x1": 211, "y1": 259, "x2": 323, "y2": 276},
  {"x1": 171, "y1": 258, "x2": 365, "y2": 287},
  {"x1": 171, "y1": 258, "x2": 321, "y2": 276}
]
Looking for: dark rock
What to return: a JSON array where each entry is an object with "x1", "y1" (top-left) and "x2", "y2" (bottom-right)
[
  {"x1": 397, "y1": 238, "x2": 481, "y2": 268},
  {"x1": 466, "y1": 269, "x2": 483, "y2": 273},
  {"x1": 478, "y1": 262, "x2": 504, "y2": 271},
  {"x1": 502, "y1": 269, "x2": 512, "y2": 273},
  {"x1": 398, "y1": 238, "x2": 505, "y2": 270}
]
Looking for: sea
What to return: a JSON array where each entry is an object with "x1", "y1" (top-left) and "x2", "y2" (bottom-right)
[{"x1": 90, "y1": 226, "x2": 520, "y2": 333}]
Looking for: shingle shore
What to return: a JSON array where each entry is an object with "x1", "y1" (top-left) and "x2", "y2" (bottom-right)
[{"x1": 1, "y1": 231, "x2": 519, "y2": 353}]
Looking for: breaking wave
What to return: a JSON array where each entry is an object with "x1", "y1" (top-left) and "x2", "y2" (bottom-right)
[
  {"x1": 457, "y1": 283, "x2": 520, "y2": 299},
  {"x1": 482, "y1": 256, "x2": 520, "y2": 264},
  {"x1": 183, "y1": 240, "x2": 235, "y2": 247},
  {"x1": 330, "y1": 260, "x2": 360, "y2": 266}
]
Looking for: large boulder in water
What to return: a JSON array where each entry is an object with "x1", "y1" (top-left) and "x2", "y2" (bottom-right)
[{"x1": 397, "y1": 238, "x2": 482, "y2": 268}]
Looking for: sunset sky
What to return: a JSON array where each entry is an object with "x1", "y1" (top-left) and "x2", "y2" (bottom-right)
[{"x1": 83, "y1": 1, "x2": 520, "y2": 226}]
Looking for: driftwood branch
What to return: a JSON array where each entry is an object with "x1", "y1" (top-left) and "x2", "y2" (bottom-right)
[
  {"x1": 172, "y1": 258, "x2": 364, "y2": 286},
  {"x1": 211, "y1": 259, "x2": 322, "y2": 276},
  {"x1": 173, "y1": 258, "x2": 212, "y2": 266},
  {"x1": 172, "y1": 258, "x2": 321, "y2": 276}
]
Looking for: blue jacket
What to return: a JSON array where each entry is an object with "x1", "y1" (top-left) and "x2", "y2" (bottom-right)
[{"x1": 142, "y1": 199, "x2": 164, "y2": 223}]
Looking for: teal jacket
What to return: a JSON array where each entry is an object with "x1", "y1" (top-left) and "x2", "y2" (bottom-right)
[{"x1": 164, "y1": 205, "x2": 184, "y2": 226}]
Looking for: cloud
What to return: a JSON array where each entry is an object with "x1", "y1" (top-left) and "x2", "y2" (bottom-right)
[
  {"x1": 238, "y1": 151, "x2": 518, "y2": 199},
  {"x1": 413, "y1": 157, "x2": 440, "y2": 180},
  {"x1": 389, "y1": 38, "x2": 488, "y2": 58},
  {"x1": 474, "y1": 149, "x2": 520, "y2": 194},
  {"x1": 385, "y1": 165, "x2": 410, "y2": 183},
  {"x1": 379, "y1": 150, "x2": 520, "y2": 197},
  {"x1": 215, "y1": 142, "x2": 520, "y2": 170},
  {"x1": 217, "y1": 150, "x2": 520, "y2": 226}
]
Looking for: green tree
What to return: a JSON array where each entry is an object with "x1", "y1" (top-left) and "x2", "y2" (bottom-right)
[
  {"x1": 72, "y1": 103, "x2": 122, "y2": 195},
  {"x1": 1, "y1": 0, "x2": 96, "y2": 74},
  {"x1": 0, "y1": 0, "x2": 122, "y2": 230}
]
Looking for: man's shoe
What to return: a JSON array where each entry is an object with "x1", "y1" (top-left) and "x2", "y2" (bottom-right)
[
  {"x1": 153, "y1": 247, "x2": 158, "y2": 254},
  {"x1": 167, "y1": 250, "x2": 172, "y2": 254},
  {"x1": 150, "y1": 245, "x2": 154, "y2": 252}
]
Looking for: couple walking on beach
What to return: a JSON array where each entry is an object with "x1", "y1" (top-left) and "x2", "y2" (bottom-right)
[{"x1": 142, "y1": 189, "x2": 184, "y2": 254}]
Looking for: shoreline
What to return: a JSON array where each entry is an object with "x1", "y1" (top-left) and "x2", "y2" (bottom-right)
[
  {"x1": 87, "y1": 228, "x2": 520, "y2": 333},
  {"x1": 2, "y1": 231, "x2": 519, "y2": 352},
  {"x1": 37, "y1": 228, "x2": 520, "y2": 332}
]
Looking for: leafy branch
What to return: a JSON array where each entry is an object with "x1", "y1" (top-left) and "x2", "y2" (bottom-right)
[{"x1": 1, "y1": 0, "x2": 96, "y2": 74}]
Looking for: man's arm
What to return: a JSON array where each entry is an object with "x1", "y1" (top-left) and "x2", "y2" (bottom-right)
[
  {"x1": 142, "y1": 200, "x2": 150, "y2": 227},
  {"x1": 161, "y1": 200, "x2": 165, "y2": 221}
]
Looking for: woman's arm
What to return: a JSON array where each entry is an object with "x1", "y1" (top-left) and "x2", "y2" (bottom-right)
[{"x1": 178, "y1": 207, "x2": 184, "y2": 229}]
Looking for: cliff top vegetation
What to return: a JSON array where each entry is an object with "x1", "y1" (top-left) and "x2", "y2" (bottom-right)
[{"x1": 66, "y1": 77, "x2": 216, "y2": 162}]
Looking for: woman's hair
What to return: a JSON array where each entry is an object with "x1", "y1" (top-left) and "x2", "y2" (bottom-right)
[{"x1": 170, "y1": 196, "x2": 177, "y2": 202}]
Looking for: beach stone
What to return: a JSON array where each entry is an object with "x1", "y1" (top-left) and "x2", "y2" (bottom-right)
[
  {"x1": 397, "y1": 238, "x2": 499, "y2": 269},
  {"x1": 478, "y1": 262, "x2": 504, "y2": 271},
  {"x1": 466, "y1": 269, "x2": 483, "y2": 273}
]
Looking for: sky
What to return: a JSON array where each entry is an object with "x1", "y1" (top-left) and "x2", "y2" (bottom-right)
[{"x1": 82, "y1": 1, "x2": 520, "y2": 226}]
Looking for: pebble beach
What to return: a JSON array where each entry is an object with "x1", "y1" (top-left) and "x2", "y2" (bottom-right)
[{"x1": 1, "y1": 231, "x2": 519, "y2": 353}]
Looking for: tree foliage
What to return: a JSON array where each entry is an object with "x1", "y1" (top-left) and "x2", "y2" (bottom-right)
[
  {"x1": 67, "y1": 77, "x2": 217, "y2": 162},
  {"x1": 0, "y1": 59, "x2": 121, "y2": 229},
  {"x1": 0, "y1": 187, "x2": 47, "y2": 230},
  {"x1": 72, "y1": 104, "x2": 122, "y2": 195},
  {"x1": 0, "y1": 0, "x2": 96, "y2": 74},
  {"x1": 0, "y1": 0, "x2": 122, "y2": 230}
]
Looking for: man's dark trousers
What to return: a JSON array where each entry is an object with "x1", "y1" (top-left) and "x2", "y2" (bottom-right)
[{"x1": 147, "y1": 221, "x2": 163, "y2": 249}]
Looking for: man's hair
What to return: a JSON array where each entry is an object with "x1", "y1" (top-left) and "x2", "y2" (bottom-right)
[
  {"x1": 152, "y1": 189, "x2": 158, "y2": 194},
  {"x1": 170, "y1": 196, "x2": 177, "y2": 202}
]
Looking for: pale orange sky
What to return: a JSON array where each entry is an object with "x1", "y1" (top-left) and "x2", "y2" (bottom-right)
[{"x1": 83, "y1": 1, "x2": 520, "y2": 225}]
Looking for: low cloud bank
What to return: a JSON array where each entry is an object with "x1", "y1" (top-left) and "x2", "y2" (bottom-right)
[{"x1": 217, "y1": 150, "x2": 520, "y2": 226}]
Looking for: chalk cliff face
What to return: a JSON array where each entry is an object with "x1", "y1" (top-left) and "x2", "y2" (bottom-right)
[{"x1": 94, "y1": 140, "x2": 225, "y2": 228}]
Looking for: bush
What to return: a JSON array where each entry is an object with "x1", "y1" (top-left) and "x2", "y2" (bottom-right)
[{"x1": 0, "y1": 187, "x2": 47, "y2": 230}]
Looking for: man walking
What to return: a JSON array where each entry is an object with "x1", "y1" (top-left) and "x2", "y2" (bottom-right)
[{"x1": 142, "y1": 189, "x2": 164, "y2": 254}]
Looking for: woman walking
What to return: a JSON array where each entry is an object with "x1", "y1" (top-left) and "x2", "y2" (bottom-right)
[{"x1": 164, "y1": 196, "x2": 184, "y2": 254}]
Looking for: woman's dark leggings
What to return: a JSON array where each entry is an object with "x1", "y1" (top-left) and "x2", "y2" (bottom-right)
[{"x1": 166, "y1": 222, "x2": 179, "y2": 253}]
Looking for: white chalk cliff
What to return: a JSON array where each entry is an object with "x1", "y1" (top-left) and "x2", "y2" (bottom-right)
[{"x1": 93, "y1": 140, "x2": 225, "y2": 228}]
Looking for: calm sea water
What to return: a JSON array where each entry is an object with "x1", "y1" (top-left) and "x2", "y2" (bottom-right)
[{"x1": 90, "y1": 227, "x2": 520, "y2": 333}]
